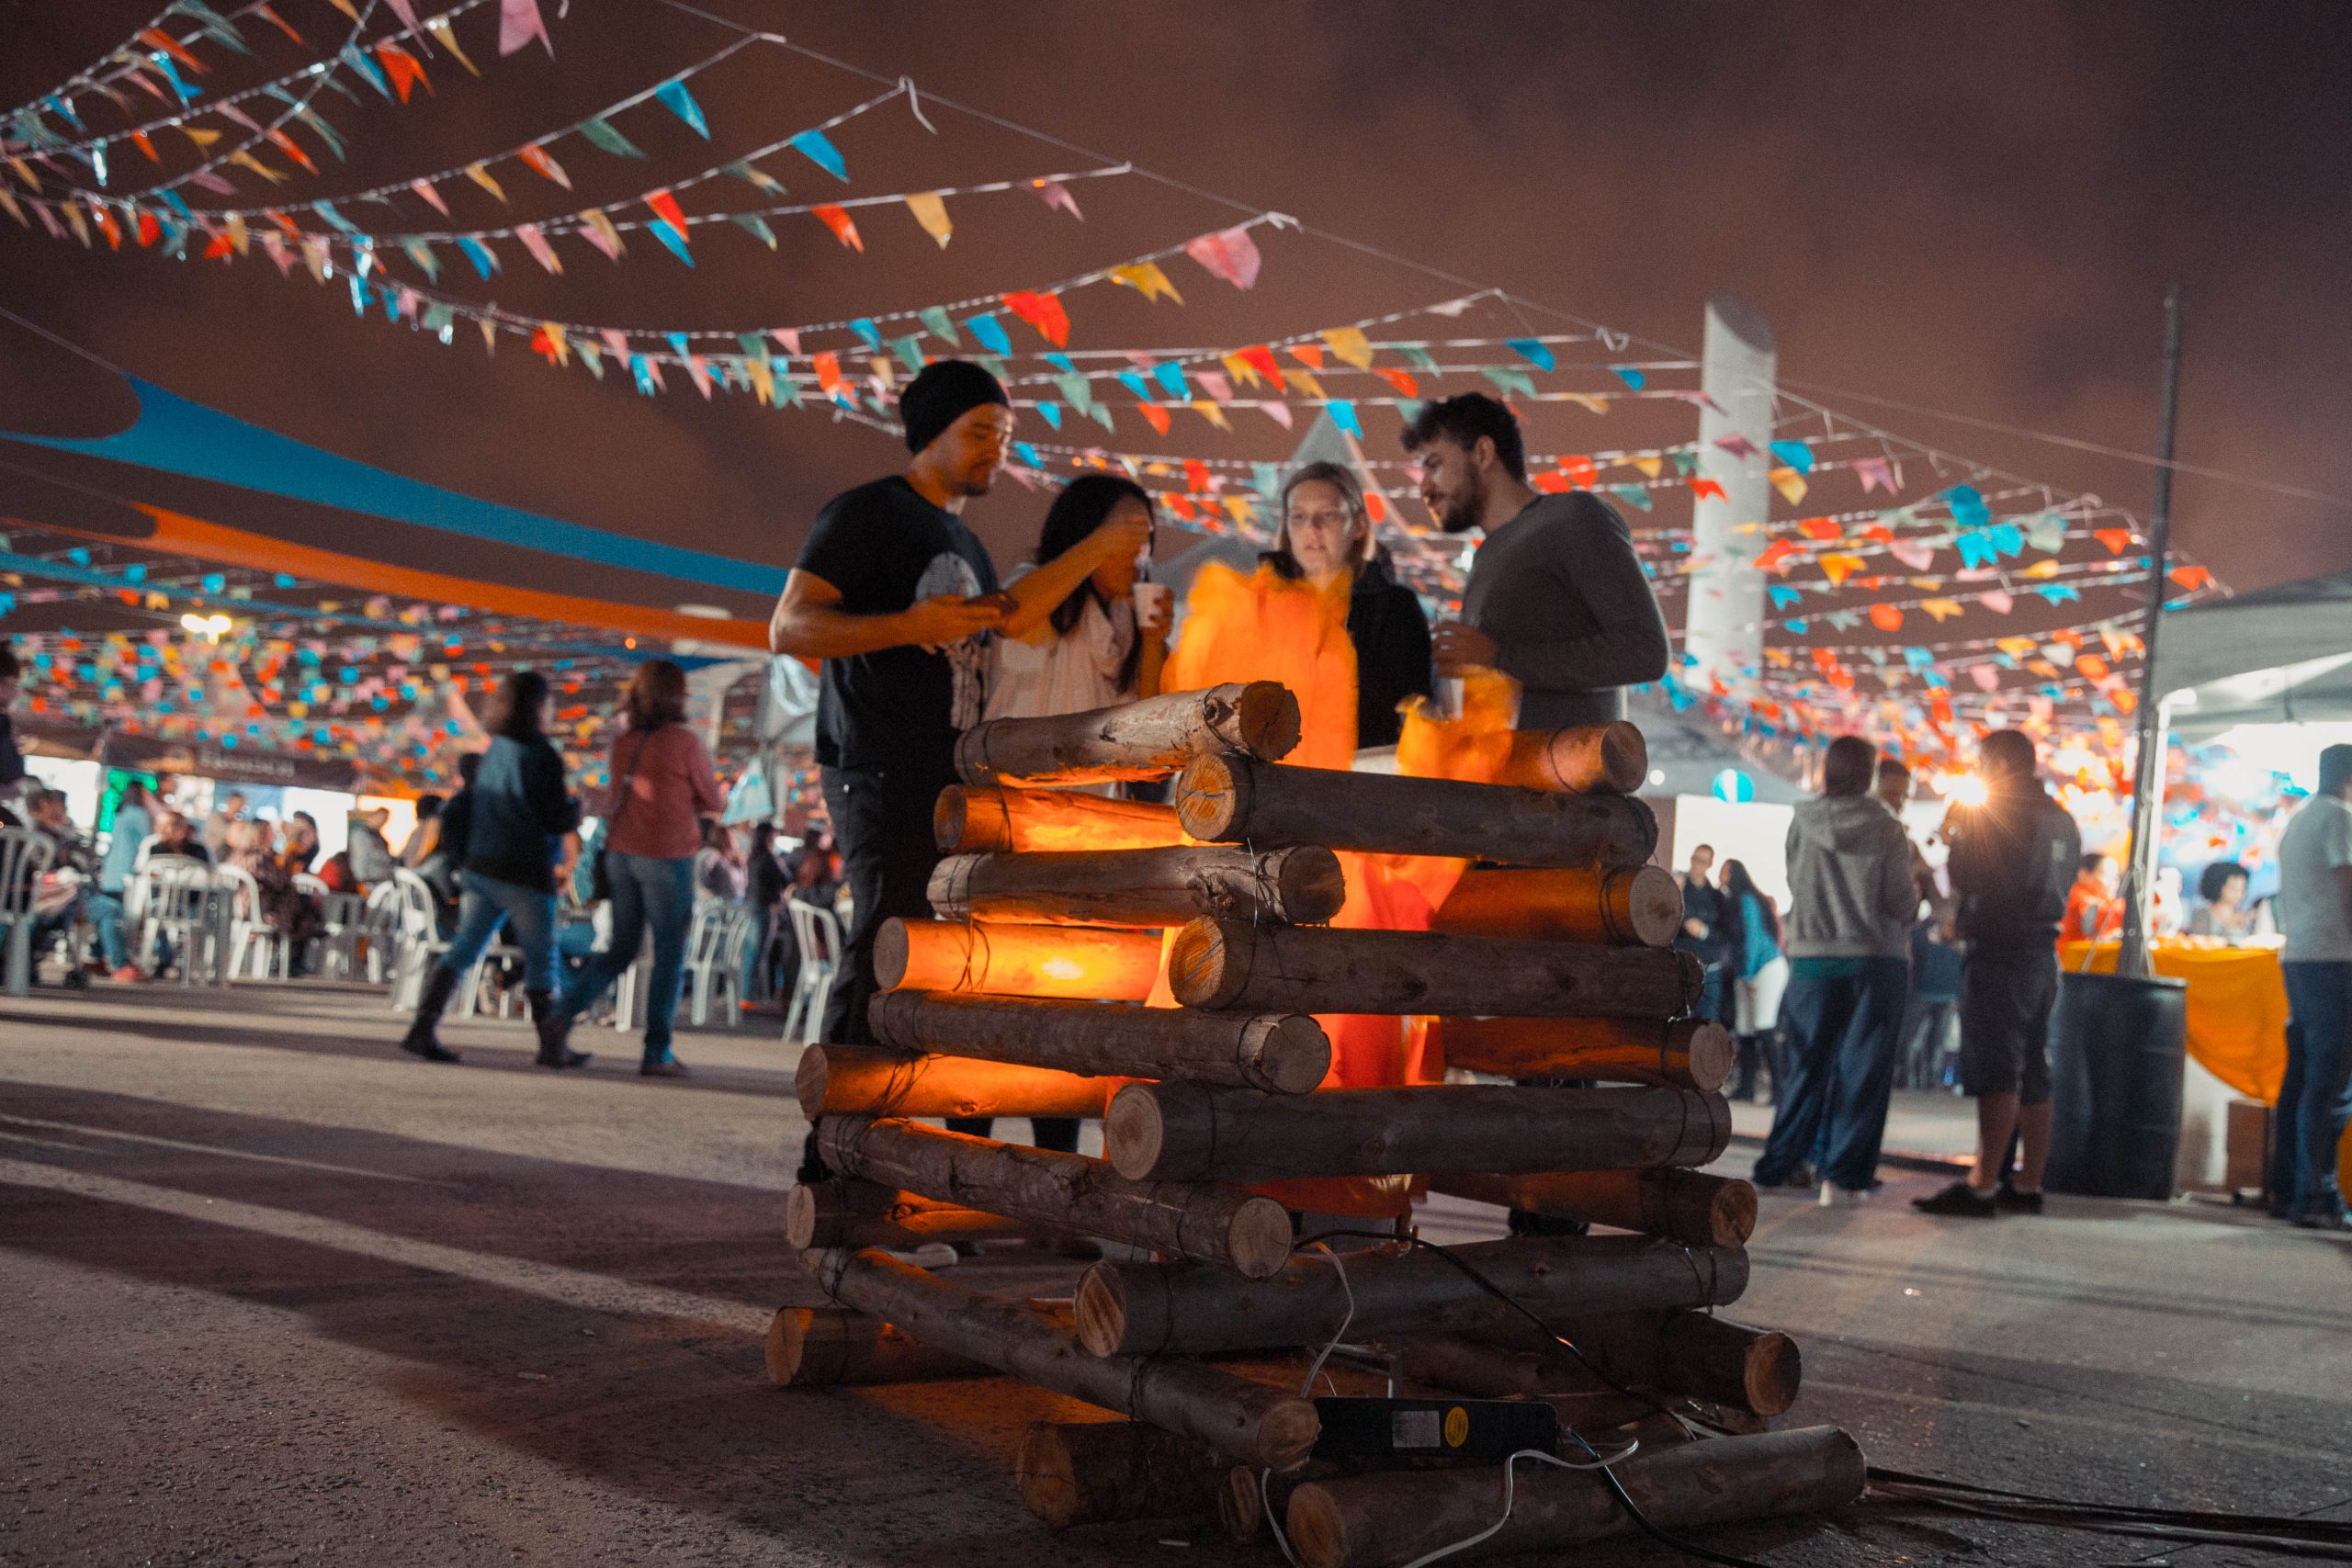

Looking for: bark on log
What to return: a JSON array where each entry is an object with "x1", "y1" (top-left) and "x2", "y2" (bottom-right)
[
  {"x1": 1495, "y1": 722, "x2": 1649, "y2": 795},
  {"x1": 812, "y1": 1247, "x2": 1320, "y2": 1470},
  {"x1": 1016, "y1": 1420, "x2": 1228, "y2": 1529},
  {"x1": 1397, "y1": 1311, "x2": 1799, "y2": 1416},
  {"x1": 934, "y1": 785, "x2": 1187, "y2": 855},
  {"x1": 869, "y1": 990, "x2": 1330, "y2": 1094},
  {"x1": 1169, "y1": 917, "x2": 1702, "y2": 1019},
  {"x1": 816, "y1": 1116, "x2": 1294, "y2": 1279},
  {"x1": 1173, "y1": 754, "x2": 1658, "y2": 868},
  {"x1": 1106, "y1": 1082, "x2": 1730, "y2": 1184},
  {"x1": 797, "y1": 1045, "x2": 1114, "y2": 1121},
  {"x1": 1432, "y1": 866, "x2": 1682, "y2": 949},
  {"x1": 1075, "y1": 1235, "x2": 1748, "y2": 1358},
  {"x1": 1283, "y1": 1424, "x2": 1864, "y2": 1568},
  {"x1": 785, "y1": 1179, "x2": 1038, "y2": 1251},
  {"x1": 764, "y1": 1305, "x2": 989, "y2": 1387},
  {"x1": 876, "y1": 919, "x2": 1165, "y2": 1002},
  {"x1": 928, "y1": 844, "x2": 1346, "y2": 929},
  {"x1": 1429, "y1": 1168, "x2": 1757, "y2": 1248},
  {"x1": 1438, "y1": 1015, "x2": 1733, "y2": 1089},
  {"x1": 956, "y1": 682, "x2": 1301, "y2": 786}
]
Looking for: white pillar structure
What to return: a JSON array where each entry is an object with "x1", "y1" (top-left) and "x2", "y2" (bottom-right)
[{"x1": 1684, "y1": 297, "x2": 1779, "y2": 695}]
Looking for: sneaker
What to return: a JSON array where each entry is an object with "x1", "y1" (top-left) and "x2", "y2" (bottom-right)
[
  {"x1": 1995, "y1": 1183, "x2": 2044, "y2": 1214},
  {"x1": 639, "y1": 1058, "x2": 691, "y2": 1079},
  {"x1": 2291, "y1": 1211, "x2": 2351, "y2": 1233},
  {"x1": 1912, "y1": 1180, "x2": 1999, "y2": 1217},
  {"x1": 110, "y1": 965, "x2": 142, "y2": 984},
  {"x1": 1784, "y1": 1163, "x2": 1817, "y2": 1190},
  {"x1": 1818, "y1": 1182, "x2": 1871, "y2": 1208}
]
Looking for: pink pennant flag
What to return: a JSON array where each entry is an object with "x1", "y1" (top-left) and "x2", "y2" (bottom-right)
[
  {"x1": 499, "y1": 0, "x2": 552, "y2": 56},
  {"x1": 770, "y1": 328, "x2": 801, "y2": 358},
  {"x1": 1257, "y1": 400, "x2": 1293, "y2": 430},
  {"x1": 187, "y1": 169, "x2": 236, "y2": 195},
  {"x1": 1185, "y1": 225, "x2": 1262, "y2": 289},
  {"x1": 683, "y1": 355, "x2": 714, "y2": 399},
  {"x1": 1195, "y1": 368, "x2": 1233, "y2": 403},
  {"x1": 1977, "y1": 590, "x2": 2014, "y2": 615},
  {"x1": 1713, "y1": 434, "x2": 1761, "y2": 460},
  {"x1": 514, "y1": 222, "x2": 561, "y2": 274},
  {"x1": 1032, "y1": 179, "x2": 1082, "y2": 220},
  {"x1": 384, "y1": 0, "x2": 423, "y2": 32},
  {"x1": 1887, "y1": 539, "x2": 1935, "y2": 571},
  {"x1": 1854, "y1": 456, "x2": 1898, "y2": 494},
  {"x1": 1970, "y1": 665, "x2": 2002, "y2": 693},
  {"x1": 600, "y1": 329, "x2": 630, "y2": 363},
  {"x1": 214, "y1": 102, "x2": 264, "y2": 135},
  {"x1": 409, "y1": 176, "x2": 448, "y2": 217}
]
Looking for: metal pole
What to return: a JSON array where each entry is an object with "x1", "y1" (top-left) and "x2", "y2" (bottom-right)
[{"x1": 2116, "y1": 285, "x2": 2185, "y2": 979}]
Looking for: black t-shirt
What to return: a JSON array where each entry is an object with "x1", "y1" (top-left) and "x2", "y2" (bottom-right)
[{"x1": 795, "y1": 476, "x2": 998, "y2": 773}]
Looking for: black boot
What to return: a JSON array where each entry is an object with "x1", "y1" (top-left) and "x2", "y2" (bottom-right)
[
  {"x1": 399, "y1": 964, "x2": 462, "y2": 1063},
  {"x1": 530, "y1": 989, "x2": 591, "y2": 1069}
]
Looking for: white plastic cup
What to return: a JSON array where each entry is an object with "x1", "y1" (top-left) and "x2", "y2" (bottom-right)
[{"x1": 1132, "y1": 581, "x2": 1173, "y2": 624}]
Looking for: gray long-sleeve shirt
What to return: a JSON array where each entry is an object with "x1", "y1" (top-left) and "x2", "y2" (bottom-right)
[{"x1": 1460, "y1": 491, "x2": 1671, "y2": 727}]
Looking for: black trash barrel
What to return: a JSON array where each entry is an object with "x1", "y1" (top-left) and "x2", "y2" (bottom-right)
[{"x1": 2046, "y1": 971, "x2": 2188, "y2": 1200}]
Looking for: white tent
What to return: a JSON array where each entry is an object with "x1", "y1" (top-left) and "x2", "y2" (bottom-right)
[{"x1": 2151, "y1": 568, "x2": 2352, "y2": 740}]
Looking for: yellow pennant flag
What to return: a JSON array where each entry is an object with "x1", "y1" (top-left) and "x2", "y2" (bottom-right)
[
  {"x1": 748, "y1": 355, "x2": 775, "y2": 405},
  {"x1": 1223, "y1": 494, "x2": 1257, "y2": 525},
  {"x1": 1110, "y1": 260, "x2": 1183, "y2": 304},
  {"x1": 0, "y1": 186, "x2": 25, "y2": 227},
  {"x1": 180, "y1": 126, "x2": 222, "y2": 150},
  {"x1": 1919, "y1": 598, "x2": 1965, "y2": 622},
  {"x1": 904, "y1": 191, "x2": 953, "y2": 248},
  {"x1": 322, "y1": 0, "x2": 359, "y2": 17},
  {"x1": 464, "y1": 162, "x2": 504, "y2": 203},
  {"x1": 479, "y1": 317, "x2": 497, "y2": 355},
  {"x1": 224, "y1": 212, "x2": 250, "y2": 254},
  {"x1": 1768, "y1": 465, "x2": 1807, "y2": 505},
  {"x1": 1286, "y1": 369, "x2": 1328, "y2": 400},
  {"x1": 537, "y1": 321, "x2": 571, "y2": 367},
  {"x1": 7, "y1": 156, "x2": 42, "y2": 191},
  {"x1": 868, "y1": 355, "x2": 895, "y2": 391},
  {"x1": 1221, "y1": 350, "x2": 1261, "y2": 389},
  {"x1": 426, "y1": 17, "x2": 479, "y2": 73},
  {"x1": 1320, "y1": 326, "x2": 1374, "y2": 369},
  {"x1": 1561, "y1": 392, "x2": 1608, "y2": 414},
  {"x1": 2022, "y1": 559, "x2": 2061, "y2": 580},
  {"x1": 1193, "y1": 399, "x2": 1231, "y2": 431},
  {"x1": 300, "y1": 236, "x2": 329, "y2": 281},
  {"x1": 1817, "y1": 551, "x2": 1866, "y2": 587},
  {"x1": 1629, "y1": 454, "x2": 1662, "y2": 479},
  {"x1": 228, "y1": 150, "x2": 284, "y2": 184},
  {"x1": 62, "y1": 200, "x2": 89, "y2": 246},
  {"x1": 1996, "y1": 637, "x2": 2038, "y2": 659}
]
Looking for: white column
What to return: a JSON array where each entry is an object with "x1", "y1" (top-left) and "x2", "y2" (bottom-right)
[{"x1": 1684, "y1": 297, "x2": 1779, "y2": 695}]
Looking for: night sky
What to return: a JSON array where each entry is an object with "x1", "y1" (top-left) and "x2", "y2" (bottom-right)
[{"x1": 4, "y1": 0, "x2": 2347, "y2": 619}]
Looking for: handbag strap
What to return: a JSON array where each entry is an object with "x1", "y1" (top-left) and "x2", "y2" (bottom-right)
[{"x1": 606, "y1": 727, "x2": 654, "y2": 835}]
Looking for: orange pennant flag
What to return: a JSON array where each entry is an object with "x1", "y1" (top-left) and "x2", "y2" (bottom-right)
[
  {"x1": 812, "y1": 203, "x2": 863, "y2": 251},
  {"x1": 517, "y1": 143, "x2": 571, "y2": 190},
  {"x1": 1288, "y1": 342, "x2": 1326, "y2": 371},
  {"x1": 1001, "y1": 289, "x2": 1070, "y2": 346},
  {"x1": 1818, "y1": 552, "x2": 1866, "y2": 586},
  {"x1": 1869, "y1": 604, "x2": 1905, "y2": 631},
  {"x1": 375, "y1": 41, "x2": 432, "y2": 101},
  {"x1": 1137, "y1": 403, "x2": 1172, "y2": 435}
]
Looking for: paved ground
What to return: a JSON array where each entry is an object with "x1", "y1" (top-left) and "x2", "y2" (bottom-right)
[{"x1": 3, "y1": 984, "x2": 2347, "y2": 1567}]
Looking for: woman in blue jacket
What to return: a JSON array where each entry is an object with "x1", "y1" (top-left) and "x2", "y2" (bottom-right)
[{"x1": 399, "y1": 670, "x2": 586, "y2": 1068}]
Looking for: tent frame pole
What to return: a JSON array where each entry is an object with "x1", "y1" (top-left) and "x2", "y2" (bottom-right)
[{"x1": 2117, "y1": 285, "x2": 2186, "y2": 980}]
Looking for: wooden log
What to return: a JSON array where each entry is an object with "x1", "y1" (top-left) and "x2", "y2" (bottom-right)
[
  {"x1": 935, "y1": 784, "x2": 1187, "y2": 854},
  {"x1": 764, "y1": 1305, "x2": 990, "y2": 1387},
  {"x1": 876, "y1": 919, "x2": 1165, "y2": 1001},
  {"x1": 1432, "y1": 865, "x2": 1682, "y2": 948},
  {"x1": 812, "y1": 1247, "x2": 1320, "y2": 1470},
  {"x1": 955, "y1": 682, "x2": 1301, "y2": 786},
  {"x1": 1396, "y1": 1311, "x2": 1799, "y2": 1416},
  {"x1": 1439, "y1": 1015, "x2": 1734, "y2": 1089},
  {"x1": 1074, "y1": 1235, "x2": 1748, "y2": 1358},
  {"x1": 928, "y1": 844, "x2": 1346, "y2": 929},
  {"x1": 785, "y1": 1179, "x2": 1036, "y2": 1251},
  {"x1": 1173, "y1": 754, "x2": 1657, "y2": 869},
  {"x1": 796, "y1": 1044, "x2": 1114, "y2": 1121},
  {"x1": 816, "y1": 1116, "x2": 1294, "y2": 1280},
  {"x1": 1429, "y1": 1168, "x2": 1757, "y2": 1248},
  {"x1": 1283, "y1": 1424, "x2": 1865, "y2": 1568},
  {"x1": 1106, "y1": 1082, "x2": 1730, "y2": 1184},
  {"x1": 869, "y1": 990, "x2": 1330, "y2": 1094},
  {"x1": 1016, "y1": 1420, "x2": 1228, "y2": 1529},
  {"x1": 1496, "y1": 722, "x2": 1649, "y2": 795},
  {"x1": 1169, "y1": 917, "x2": 1702, "y2": 1019}
]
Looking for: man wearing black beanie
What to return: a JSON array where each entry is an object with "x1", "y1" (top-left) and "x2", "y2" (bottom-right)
[{"x1": 771, "y1": 360, "x2": 1147, "y2": 1058}]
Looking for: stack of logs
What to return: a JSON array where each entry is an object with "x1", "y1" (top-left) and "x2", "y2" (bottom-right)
[{"x1": 775, "y1": 682, "x2": 1864, "y2": 1567}]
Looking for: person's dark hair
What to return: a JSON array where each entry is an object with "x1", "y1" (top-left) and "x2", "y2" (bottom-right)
[
  {"x1": 624, "y1": 659, "x2": 690, "y2": 731},
  {"x1": 0, "y1": 642, "x2": 19, "y2": 681},
  {"x1": 115, "y1": 778, "x2": 154, "y2": 812},
  {"x1": 34, "y1": 788, "x2": 65, "y2": 813},
  {"x1": 1979, "y1": 728, "x2": 2038, "y2": 780},
  {"x1": 1400, "y1": 392, "x2": 1527, "y2": 483},
  {"x1": 484, "y1": 670, "x2": 551, "y2": 742},
  {"x1": 752, "y1": 822, "x2": 776, "y2": 856},
  {"x1": 1822, "y1": 735, "x2": 1879, "y2": 797},
  {"x1": 413, "y1": 793, "x2": 446, "y2": 823},
  {"x1": 1876, "y1": 758, "x2": 1911, "y2": 784},
  {"x1": 457, "y1": 751, "x2": 482, "y2": 785},
  {"x1": 2080, "y1": 852, "x2": 2109, "y2": 876},
  {"x1": 2320, "y1": 743, "x2": 2352, "y2": 795},
  {"x1": 1036, "y1": 474, "x2": 1153, "y2": 695},
  {"x1": 1720, "y1": 858, "x2": 1781, "y2": 950},
  {"x1": 2198, "y1": 861, "x2": 2248, "y2": 902}
]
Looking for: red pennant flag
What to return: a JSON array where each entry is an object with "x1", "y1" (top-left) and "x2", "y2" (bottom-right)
[
  {"x1": 1363, "y1": 491, "x2": 1387, "y2": 524},
  {"x1": 265, "y1": 128, "x2": 317, "y2": 175},
  {"x1": 133, "y1": 209, "x2": 159, "y2": 246},
  {"x1": 1560, "y1": 455, "x2": 1598, "y2": 488},
  {"x1": 1001, "y1": 289, "x2": 1070, "y2": 347},
  {"x1": 1532, "y1": 471, "x2": 1574, "y2": 495},
  {"x1": 1137, "y1": 402, "x2": 1172, "y2": 435},
  {"x1": 1756, "y1": 538, "x2": 1800, "y2": 574},
  {"x1": 1797, "y1": 516, "x2": 1840, "y2": 541},
  {"x1": 1288, "y1": 343, "x2": 1326, "y2": 371},
  {"x1": 1374, "y1": 367, "x2": 1419, "y2": 398},
  {"x1": 517, "y1": 143, "x2": 571, "y2": 190},
  {"x1": 374, "y1": 42, "x2": 432, "y2": 101},
  {"x1": 254, "y1": 3, "x2": 302, "y2": 40},
  {"x1": 1869, "y1": 604, "x2": 1905, "y2": 631},
  {"x1": 1182, "y1": 459, "x2": 1211, "y2": 492},
  {"x1": 1238, "y1": 344, "x2": 1283, "y2": 387},
  {"x1": 90, "y1": 205, "x2": 121, "y2": 249},
  {"x1": 2094, "y1": 528, "x2": 2134, "y2": 555},
  {"x1": 811, "y1": 203, "x2": 863, "y2": 252},
  {"x1": 645, "y1": 187, "x2": 689, "y2": 237},
  {"x1": 1689, "y1": 479, "x2": 1727, "y2": 502},
  {"x1": 137, "y1": 29, "x2": 207, "y2": 71},
  {"x1": 131, "y1": 130, "x2": 160, "y2": 163},
  {"x1": 2169, "y1": 564, "x2": 2211, "y2": 591}
]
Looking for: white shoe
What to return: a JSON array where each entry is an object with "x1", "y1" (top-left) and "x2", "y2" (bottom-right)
[{"x1": 1818, "y1": 1181, "x2": 1871, "y2": 1208}]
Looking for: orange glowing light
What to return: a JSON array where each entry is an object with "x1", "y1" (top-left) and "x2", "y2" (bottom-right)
[{"x1": 878, "y1": 919, "x2": 1163, "y2": 1002}]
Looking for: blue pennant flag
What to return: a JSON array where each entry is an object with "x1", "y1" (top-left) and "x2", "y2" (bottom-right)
[
  {"x1": 963, "y1": 312, "x2": 1011, "y2": 356},
  {"x1": 1608, "y1": 365, "x2": 1645, "y2": 390},
  {"x1": 655, "y1": 79, "x2": 710, "y2": 138},
  {"x1": 1152, "y1": 361, "x2": 1190, "y2": 400},
  {"x1": 1328, "y1": 400, "x2": 1363, "y2": 438},
  {"x1": 1767, "y1": 439, "x2": 1815, "y2": 474},
  {"x1": 1505, "y1": 338, "x2": 1556, "y2": 372},
  {"x1": 789, "y1": 129, "x2": 847, "y2": 181},
  {"x1": 1945, "y1": 484, "x2": 1990, "y2": 529},
  {"x1": 1035, "y1": 401, "x2": 1061, "y2": 429}
]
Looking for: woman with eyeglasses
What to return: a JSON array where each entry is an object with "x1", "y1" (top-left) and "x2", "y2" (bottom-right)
[{"x1": 1264, "y1": 461, "x2": 1431, "y2": 749}]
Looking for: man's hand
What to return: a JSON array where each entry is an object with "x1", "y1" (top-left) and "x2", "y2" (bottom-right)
[
  {"x1": 1682, "y1": 917, "x2": 1709, "y2": 940},
  {"x1": 899, "y1": 593, "x2": 1005, "y2": 646},
  {"x1": 1432, "y1": 620, "x2": 1499, "y2": 675}
]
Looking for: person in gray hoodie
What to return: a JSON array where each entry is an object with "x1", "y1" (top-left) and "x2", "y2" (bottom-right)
[{"x1": 1751, "y1": 734, "x2": 1921, "y2": 1202}]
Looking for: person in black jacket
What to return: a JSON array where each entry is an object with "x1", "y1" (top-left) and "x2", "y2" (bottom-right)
[
  {"x1": 399, "y1": 671, "x2": 585, "y2": 1069},
  {"x1": 1262, "y1": 461, "x2": 1431, "y2": 750}
]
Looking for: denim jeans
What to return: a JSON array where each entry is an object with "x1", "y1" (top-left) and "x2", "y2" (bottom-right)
[
  {"x1": 2279, "y1": 961, "x2": 2352, "y2": 1222},
  {"x1": 89, "y1": 890, "x2": 132, "y2": 970},
  {"x1": 441, "y1": 869, "x2": 556, "y2": 994},
  {"x1": 559, "y1": 852, "x2": 695, "y2": 1060},
  {"x1": 1752, "y1": 958, "x2": 1911, "y2": 1192}
]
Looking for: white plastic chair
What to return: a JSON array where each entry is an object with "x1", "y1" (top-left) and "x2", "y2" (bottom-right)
[
  {"x1": 301, "y1": 875, "x2": 368, "y2": 981},
  {"x1": 216, "y1": 863, "x2": 291, "y2": 981},
  {"x1": 680, "y1": 901, "x2": 749, "y2": 1030},
  {"x1": 361, "y1": 881, "x2": 406, "y2": 984},
  {"x1": 386, "y1": 868, "x2": 452, "y2": 1011},
  {"x1": 783, "y1": 898, "x2": 842, "y2": 1046},
  {"x1": 0, "y1": 828, "x2": 55, "y2": 997},
  {"x1": 131, "y1": 857, "x2": 220, "y2": 985}
]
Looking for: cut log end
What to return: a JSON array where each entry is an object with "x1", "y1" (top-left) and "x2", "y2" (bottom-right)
[
  {"x1": 1687, "y1": 1021, "x2": 1737, "y2": 1092},
  {"x1": 1231, "y1": 680, "x2": 1304, "y2": 761},
  {"x1": 1250, "y1": 1013, "x2": 1334, "y2": 1094},
  {"x1": 1228, "y1": 1196, "x2": 1297, "y2": 1282},
  {"x1": 1743, "y1": 1331, "x2": 1802, "y2": 1416},
  {"x1": 1015, "y1": 1420, "x2": 1227, "y2": 1529},
  {"x1": 872, "y1": 918, "x2": 912, "y2": 992},
  {"x1": 1172, "y1": 752, "x2": 1245, "y2": 842}
]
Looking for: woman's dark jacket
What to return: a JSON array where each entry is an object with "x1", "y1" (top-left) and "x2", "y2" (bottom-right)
[{"x1": 462, "y1": 734, "x2": 581, "y2": 893}]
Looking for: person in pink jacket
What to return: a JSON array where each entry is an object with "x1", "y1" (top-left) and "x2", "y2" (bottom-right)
[{"x1": 544, "y1": 660, "x2": 723, "y2": 1077}]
